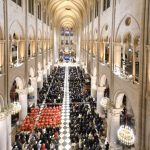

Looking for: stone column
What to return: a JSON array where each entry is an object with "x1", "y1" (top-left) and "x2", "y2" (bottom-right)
[
  {"x1": 9, "y1": 40, "x2": 12, "y2": 65},
  {"x1": 122, "y1": 44, "x2": 126, "y2": 73},
  {"x1": 37, "y1": 70, "x2": 43, "y2": 89},
  {"x1": 91, "y1": 76, "x2": 97, "y2": 98},
  {"x1": 0, "y1": 113, "x2": 7, "y2": 150},
  {"x1": 103, "y1": 42, "x2": 106, "y2": 64},
  {"x1": 86, "y1": 3, "x2": 90, "y2": 73},
  {"x1": 16, "y1": 41, "x2": 19, "y2": 65},
  {"x1": 53, "y1": 27, "x2": 58, "y2": 63},
  {"x1": 43, "y1": 66, "x2": 48, "y2": 81},
  {"x1": 18, "y1": 89, "x2": 27, "y2": 121},
  {"x1": 85, "y1": 29, "x2": 88, "y2": 70},
  {"x1": 3, "y1": 0, "x2": 11, "y2": 148},
  {"x1": 51, "y1": 25, "x2": 54, "y2": 67},
  {"x1": 3, "y1": 0, "x2": 9, "y2": 106},
  {"x1": 107, "y1": 108, "x2": 122, "y2": 149},
  {"x1": 97, "y1": 86, "x2": 106, "y2": 117},
  {"x1": 41, "y1": 2, "x2": 44, "y2": 69},
  {"x1": 25, "y1": 0, "x2": 29, "y2": 87},
  {"x1": 30, "y1": 77, "x2": 37, "y2": 105},
  {"x1": 6, "y1": 113, "x2": 11, "y2": 150},
  {"x1": 35, "y1": 0, "x2": 38, "y2": 77},
  {"x1": 90, "y1": 1, "x2": 95, "y2": 76},
  {"x1": 83, "y1": 26, "x2": 86, "y2": 66},
  {"x1": 114, "y1": 43, "x2": 122, "y2": 73},
  {"x1": 132, "y1": 45, "x2": 136, "y2": 81},
  {"x1": 109, "y1": 0, "x2": 116, "y2": 101},
  {"x1": 47, "y1": 64, "x2": 50, "y2": 76},
  {"x1": 76, "y1": 31, "x2": 81, "y2": 64},
  {"x1": 96, "y1": 0, "x2": 101, "y2": 86},
  {"x1": 45, "y1": 4, "x2": 48, "y2": 66},
  {"x1": 139, "y1": 0, "x2": 149, "y2": 148},
  {"x1": 80, "y1": 27, "x2": 84, "y2": 66}
]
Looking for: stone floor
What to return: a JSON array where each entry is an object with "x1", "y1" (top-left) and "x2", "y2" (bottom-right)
[{"x1": 58, "y1": 66, "x2": 71, "y2": 150}]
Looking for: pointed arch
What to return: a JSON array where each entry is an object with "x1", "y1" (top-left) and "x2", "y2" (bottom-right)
[
  {"x1": 9, "y1": 20, "x2": 24, "y2": 38},
  {"x1": 114, "y1": 90, "x2": 134, "y2": 117},
  {"x1": 115, "y1": 14, "x2": 140, "y2": 43},
  {"x1": 38, "y1": 29, "x2": 42, "y2": 39},
  {"x1": 28, "y1": 25, "x2": 36, "y2": 40},
  {"x1": 100, "y1": 24, "x2": 111, "y2": 41}
]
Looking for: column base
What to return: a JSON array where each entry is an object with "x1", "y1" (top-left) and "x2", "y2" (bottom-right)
[
  {"x1": 0, "y1": 117, "x2": 7, "y2": 150},
  {"x1": 0, "y1": 111, "x2": 12, "y2": 150},
  {"x1": 7, "y1": 114, "x2": 12, "y2": 150},
  {"x1": 19, "y1": 90, "x2": 27, "y2": 122},
  {"x1": 37, "y1": 70, "x2": 43, "y2": 89},
  {"x1": 91, "y1": 76, "x2": 97, "y2": 98},
  {"x1": 107, "y1": 109, "x2": 122, "y2": 150},
  {"x1": 109, "y1": 144, "x2": 122, "y2": 150},
  {"x1": 97, "y1": 86, "x2": 106, "y2": 117},
  {"x1": 30, "y1": 77, "x2": 37, "y2": 105},
  {"x1": 91, "y1": 87, "x2": 97, "y2": 98}
]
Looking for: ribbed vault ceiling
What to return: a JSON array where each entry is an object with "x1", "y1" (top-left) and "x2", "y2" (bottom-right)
[{"x1": 47, "y1": 0, "x2": 89, "y2": 29}]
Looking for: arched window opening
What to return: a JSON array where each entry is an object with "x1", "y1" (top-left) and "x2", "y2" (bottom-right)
[
  {"x1": 9, "y1": 33, "x2": 24, "y2": 67},
  {"x1": 10, "y1": 80, "x2": 19, "y2": 126}
]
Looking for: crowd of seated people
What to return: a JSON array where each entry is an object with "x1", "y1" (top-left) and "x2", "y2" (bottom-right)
[
  {"x1": 37, "y1": 81, "x2": 49, "y2": 104},
  {"x1": 12, "y1": 66, "x2": 65, "y2": 150},
  {"x1": 37, "y1": 67, "x2": 57, "y2": 104},
  {"x1": 13, "y1": 126, "x2": 59, "y2": 150},
  {"x1": 13, "y1": 65, "x2": 109, "y2": 150},
  {"x1": 46, "y1": 67, "x2": 65, "y2": 104},
  {"x1": 69, "y1": 67, "x2": 106, "y2": 150},
  {"x1": 70, "y1": 97, "x2": 104, "y2": 150},
  {"x1": 37, "y1": 67, "x2": 65, "y2": 105},
  {"x1": 69, "y1": 67, "x2": 87, "y2": 102}
]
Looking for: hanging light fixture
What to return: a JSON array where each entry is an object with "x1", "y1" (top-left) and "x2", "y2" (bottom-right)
[
  {"x1": 10, "y1": 102, "x2": 21, "y2": 115},
  {"x1": 117, "y1": 125, "x2": 135, "y2": 146},
  {"x1": 117, "y1": 106, "x2": 135, "y2": 146},
  {"x1": 100, "y1": 97, "x2": 111, "y2": 109}
]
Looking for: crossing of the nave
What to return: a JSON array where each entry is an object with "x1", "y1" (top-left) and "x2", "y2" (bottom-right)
[{"x1": 0, "y1": 0, "x2": 150, "y2": 150}]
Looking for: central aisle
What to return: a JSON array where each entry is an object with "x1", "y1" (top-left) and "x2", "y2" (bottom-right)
[{"x1": 59, "y1": 66, "x2": 71, "y2": 150}]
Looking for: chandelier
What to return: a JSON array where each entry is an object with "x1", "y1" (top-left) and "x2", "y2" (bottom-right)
[
  {"x1": 117, "y1": 125, "x2": 135, "y2": 146},
  {"x1": 100, "y1": 97, "x2": 110, "y2": 109},
  {"x1": 10, "y1": 102, "x2": 21, "y2": 115}
]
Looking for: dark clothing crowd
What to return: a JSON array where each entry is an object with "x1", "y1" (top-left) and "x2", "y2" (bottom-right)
[
  {"x1": 13, "y1": 67, "x2": 65, "y2": 150},
  {"x1": 69, "y1": 67, "x2": 105, "y2": 150},
  {"x1": 13, "y1": 66, "x2": 109, "y2": 150},
  {"x1": 13, "y1": 127, "x2": 59, "y2": 150}
]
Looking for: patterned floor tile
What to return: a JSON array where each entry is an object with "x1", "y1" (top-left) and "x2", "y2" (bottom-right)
[
  {"x1": 65, "y1": 133, "x2": 70, "y2": 137},
  {"x1": 59, "y1": 133, "x2": 65, "y2": 138},
  {"x1": 59, "y1": 138, "x2": 65, "y2": 144},
  {"x1": 58, "y1": 145, "x2": 64, "y2": 150},
  {"x1": 64, "y1": 144, "x2": 71, "y2": 149},
  {"x1": 59, "y1": 66, "x2": 71, "y2": 149},
  {"x1": 65, "y1": 138, "x2": 71, "y2": 143}
]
